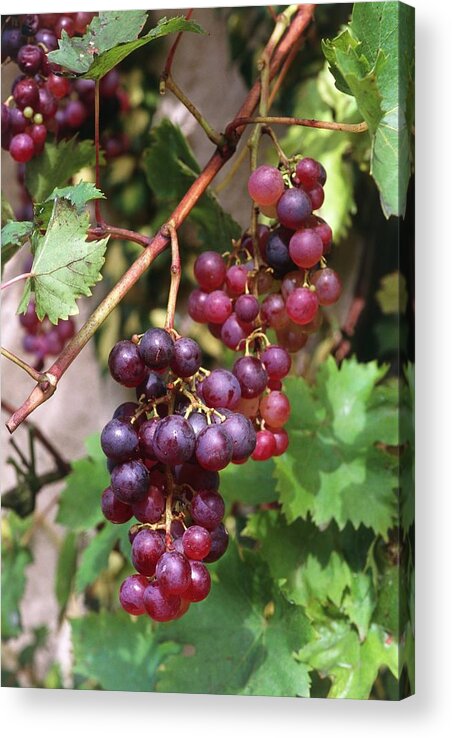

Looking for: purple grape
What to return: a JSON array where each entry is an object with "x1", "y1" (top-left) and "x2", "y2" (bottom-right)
[
  {"x1": 113, "y1": 402, "x2": 140, "y2": 423},
  {"x1": 310, "y1": 268, "x2": 342, "y2": 305},
  {"x1": 187, "y1": 412, "x2": 208, "y2": 438},
  {"x1": 65, "y1": 99, "x2": 87, "y2": 128},
  {"x1": 2, "y1": 27, "x2": 24, "y2": 62},
  {"x1": 138, "y1": 418, "x2": 160, "y2": 459},
  {"x1": 194, "y1": 251, "x2": 226, "y2": 292},
  {"x1": 204, "y1": 290, "x2": 232, "y2": 324},
  {"x1": 21, "y1": 14, "x2": 40, "y2": 36},
  {"x1": 17, "y1": 44, "x2": 43, "y2": 75},
  {"x1": 119, "y1": 575, "x2": 148, "y2": 616},
  {"x1": 289, "y1": 228, "x2": 323, "y2": 268},
  {"x1": 220, "y1": 313, "x2": 250, "y2": 351},
  {"x1": 276, "y1": 188, "x2": 312, "y2": 230},
  {"x1": 13, "y1": 77, "x2": 39, "y2": 110},
  {"x1": 260, "y1": 345, "x2": 291, "y2": 380},
  {"x1": 182, "y1": 526, "x2": 212, "y2": 560},
  {"x1": 234, "y1": 294, "x2": 259, "y2": 323},
  {"x1": 221, "y1": 413, "x2": 257, "y2": 461},
  {"x1": 233, "y1": 356, "x2": 268, "y2": 399},
  {"x1": 35, "y1": 28, "x2": 58, "y2": 52},
  {"x1": 201, "y1": 369, "x2": 241, "y2": 409},
  {"x1": 131, "y1": 529, "x2": 165, "y2": 576},
  {"x1": 170, "y1": 337, "x2": 202, "y2": 378},
  {"x1": 174, "y1": 463, "x2": 220, "y2": 492},
  {"x1": 139, "y1": 328, "x2": 174, "y2": 370},
  {"x1": 136, "y1": 371, "x2": 167, "y2": 402},
  {"x1": 110, "y1": 459, "x2": 149, "y2": 504},
  {"x1": 9, "y1": 108, "x2": 27, "y2": 135},
  {"x1": 225, "y1": 265, "x2": 248, "y2": 297},
  {"x1": 108, "y1": 340, "x2": 147, "y2": 387},
  {"x1": 185, "y1": 561, "x2": 211, "y2": 602},
  {"x1": 191, "y1": 490, "x2": 225, "y2": 530},
  {"x1": 156, "y1": 551, "x2": 191, "y2": 596},
  {"x1": 143, "y1": 581, "x2": 181, "y2": 622},
  {"x1": 247, "y1": 165, "x2": 285, "y2": 206},
  {"x1": 9, "y1": 133, "x2": 35, "y2": 163},
  {"x1": 295, "y1": 157, "x2": 323, "y2": 189},
  {"x1": 188, "y1": 289, "x2": 209, "y2": 323},
  {"x1": 101, "y1": 418, "x2": 139, "y2": 462},
  {"x1": 204, "y1": 523, "x2": 229, "y2": 563},
  {"x1": 196, "y1": 425, "x2": 233, "y2": 471},
  {"x1": 101, "y1": 487, "x2": 133, "y2": 524},
  {"x1": 132, "y1": 484, "x2": 165, "y2": 524},
  {"x1": 265, "y1": 227, "x2": 296, "y2": 277},
  {"x1": 152, "y1": 415, "x2": 195, "y2": 465},
  {"x1": 286, "y1": 287, "x2": 319, "y2": 325}
]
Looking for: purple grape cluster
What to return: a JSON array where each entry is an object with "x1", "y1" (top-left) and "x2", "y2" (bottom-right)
[
  {"x1": 102, "y1": 328, "x2": 265, "y2": 622},
  {"x1": 19, "y1": 297, "x2": 75, "y2": 370},
  {"x1": 1, "y1": 13, "x2": 130, "y2": 163}
]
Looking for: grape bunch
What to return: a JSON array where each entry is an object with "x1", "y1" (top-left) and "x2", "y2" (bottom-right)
[
  {"x1": 19, "y1": 297, "x2": 75, "y2": 370},
  {"x1": 1, "y1": 13, "x2": 130, "y2": 164},
  {"x1": 101, "y1": 328, "x2": 261, "y2": 622}
]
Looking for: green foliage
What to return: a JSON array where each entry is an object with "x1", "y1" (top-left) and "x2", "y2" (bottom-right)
[
  {"x1": 220, "y1": 457, "x2": 277, "y2": 509},
  {"x1": 1, "y1": 220, "x2": 33, "y2": 272},
  {"x1": 1, "y1": 513, "x2": 33, "y2": 640},
  {"x1": 275, "y1": 358, "x2": 399, "y2": 537},
  {"x1": 36, "y1": 183, "x2": 105, "y2": 229},
  {"x1": 156, "y1": 545, "x2": 311, "y2": 697},
  {"x1": 143, "y1": 120, "x2": 241, "y2": 250},
  {"x1": 25, "y1": 138, "x2": 100, "y2": 202},
  {"x1": 71, "y1": 610, "x2": 178, "y2": 691},
  {"x1": 17, "y1": 198, "x2": 109, "y2": 323},
  {"x1": 376, "y1": 272, "x2": 408, "y2": 314},
  {"x1": 55, "y1": 532, "x2": 78, "y2": 614},
  {"x1": 75, "y1": 524, "x2": 128, "y2": 592},
  {"x1": 48, "y1": 12, "x2": 204, "y2": 79},
  {"x1": 323, "y1": 2, "x2": 414, "y2": 217}
]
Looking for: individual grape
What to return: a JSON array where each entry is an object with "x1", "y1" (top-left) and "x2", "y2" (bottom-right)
[
  {"x1": 185, "y1": 412, "x2": 207, "y2": 440},
  {"x1": 270, "y1": 428, "x2": 289, "y2": 456},
  {"x1": 276, "y1": 188, "x2": 312, "y2": 230},
  {"x1": 289, "y1": 228, "x2": 323, "y2": 268},
  {"x1": 136, "y1": 371, "x2": 167, "y2": 402},
  {"x1": 100, "y1": 69, "x2": 120, "y2": 98},
  {"x1": 174, "y1": 463, "x2": 220, "y2": 492},
  {"x1": 108, "y1": 340, "x2": 147, "y2": 387},
  {"x1": 295, "y1": 157, "x2": 322, "y2": 189},
  {"x1": 56, "y1": 318, "x2": 75, "y2": 341},
  {"x1": 35, "y1": 28, "x2": 58, "y2": 51},
  {"x1": 12, "y1": 77, "x2": 39, "y2": 112},
  {"x1": 46, "y1": 73, "x2": 71, "y2": 99},
  {"x1": 204, "y1": 523, "x2": 229, "y2": 563},
  {"x1": 310, "y1": 268, "x2": 342, "y2": 305},
  {"x1": 259, "y1": 391, "x2": 291, "y2": 428},
  {"x1": 138, "y1": 418, "x2": 160, "y2": 459},
  {"x1": 113, "y1": 402, "x2": 139, "y2": 423},
  {"x1": 17, "y1": 44, "x2": 43, "y2": 75},
  {"x1": 185, "y1": 561, "x2": 211, "y2": 602},
  {"x1": 281, "y1": 270, "x2": 305, "y2": 300},
  {"x1": 225, "y1": 264, "x2": 248, "y2": 296},
  {"x1": 307, "y1": 183, "x2": 325, "y2": 210},
  {"x1": 233, "y1": 356, "x2": 268, "y2": 399},
  {"x1": 194, "y1": 251, "x2": 226, "y2": 292},
  {"x1": 260, "y1": 345, "x2": 291, "y2": 380},
  {"x1": 110, "y1": 459, "x2": 149, "y2": 504},
  {"x1": 221, "y1": 412, "x2": 257, "y2": 461},
  {"x1": 74, "y1": 12, "x2": 96, "y2": 34},
  {"x1": 143, "y1": 581, "x2": 181, "y2": 622},
  {"x1": 261, "y1": 293, "x2": 289, "y2": 330},
  {"x1": 247, "y1": 165, "x2": 285, "y2": 206},
  {"x1": 182, "y1": 526, "x2": 212, "y2": 561},
  {"x1": 2, "y1": 28, "x2": 24, "y2": 62},
  {"x1": 191, "y1": 490, "x2": 225, "y2": 530},
  {"x1": 170, "y1": 337, "x2": 202, "y2": 378},
  {"x1": 235, "y1": 294, "x2": 259, "y2": 323},
  {"x1": 43, "y1": 329, "x2": 63, "y2": 356},
  {"x1": 119, "y1": 575, "x2": 148, "y2": 616},
  {"x1": 152, "y1": 415, "x2": 196, "y2": 466},
  {"x1": 286, "y1": 287, "x2": 319, "y2": 325},
  {"x1": 188, "y1": 289, "x2": 209, "y2": 323},
  {"x1": 156, "y1": 551, "x2": 191, "y2": 596},
  {"x1": 251, "y1": 430, "x2": 277, "y2": 461},
  {"x1": 55, "y1": 16, "x2": 75, "y2": 38},
  {"x1": 312, "y1": 216, "x2": 333, "y2": 253},
  {"x1": 38, "y1": 87, "x2": 58, "y2": 119},
  {"x1": 220, "y1": 313, "x2": 250, "y2": 351},
  {"x1": 139, "y1": 327, "x2": 174, "y2": 370},
  {"x1": 204, "y1": 290, "x2": 232, "y2": 324},
  {"x1": 9, "y1": 133, "x2": 34, "y2": 163},
  {"x1": 171, "y1": 519, "x2": 186, "y2": 540},
  {"x1": 195, "y1": 426, "x2": 233, "y2": 471},
  {"x1": 276, "y1": 322, "x2": 308, "y2": 352},
  {"x1": 21, "y1": 14, "x2": 40, "y2": 36},
  {"x1": 265, "y1": 228, "x2": 296, "y2": 277},
  {"x1": 201, "y1": 369, "x2": 241, "y2": 409},
  {"x1": 30, "y1": 123, "x2": 47, "y2": 149},
  {"x1": 101, "y1": 419, "x2": 139, "y2": 462},
  {"x1": 65, "y1": 99, "x2": 87, "y2": 128},
  {"x1": 19, "y1": 300, "x2": 40, "y2": 334},
  {"x1": 101, "y1": 486, "x2": 133, "y2": 524},
  {"x1": 131, "y1": 529, "x2": 165, "y2": 576},
  {"x1": 9, "y1": 108, "x2": 27, "y2": 134},
  {"x1": 318, "y1": 163, "x2": 327, "y2": 186}
]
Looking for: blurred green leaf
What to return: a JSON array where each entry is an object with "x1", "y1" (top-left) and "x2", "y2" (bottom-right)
[
  {"x1": 55, "y1": 531, "x2": 78, "y2": 613},
  {"x1": 1, "y1": 512, "x2": 33, "y2": 639},
  {"x1": 1, "y1": 221, "x2": 33, "y2": 272},
  {"x1": 57, "y1": 437, "x2": 109, "y2": 532},
  {"x1": 75, "y1": 524, "x2": 127, "y2": 592},
  {"x1": 26, "y1": 138, "x2": 100, "y2": 202}
]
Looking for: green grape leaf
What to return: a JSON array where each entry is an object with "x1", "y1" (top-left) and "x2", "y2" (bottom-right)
[
  {"x1": 297, "y1": 621, "x2": 397, "y2": 699},
  {"x1": 48, "y1": 12, "x2": 204, "y2": 80},
  {"x1": 71, "y1": 610, "x2": 178, "y2": 691},
  {"x1": 1, "y1": 220, "x2": 33, "y2": 272},
  {"x1": 220, "y1": 458, "x2": 277, "y2": 509},
  {"x1": 322, "y1": 2, "x2": 414, "y2": 217},
  {"x1": 280, "y1": 67, "x2": 359, "y2": 241},
  {"x1": 56, "y1": 437, "x2": 109, "y2": 532},
  {"x1": 157, "y1": 545, "x2": 311, "y2": 697},
  {"x1": 17, "y1": 198, "x2": 108, "y2": 324},
  {"x1": 55, "y1": 531, "x2": 78, "y2": 613},
  {"x1": 274, "y1": 358, "x2": 399, "y2": 537},
  {"x1": 35, "y1": 182, "x2": 105, "y2": 230},
  {"x1": 75, "y1": 524, "x2": 127, "y2": 592},
  {"x1": 342, "y1": 572, "x2": 376, "y2": 641},
  {"x1": 143, "y1": 120, "x2": 241, "y2": 251},
  {"x1": 25, "y1": 138, "x2": 100, "y2": 202},
  {"x1": 1, "y1": 512, "x2": 33, "y2": 639}
]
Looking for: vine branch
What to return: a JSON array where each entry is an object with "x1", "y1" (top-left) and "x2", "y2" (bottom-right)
[
  {"x1": 1, "y1": 347, "x2": 43, "y2": 383},
  {"x1": 226, "y1": 115, "x2": 368, "y2": 138},
  {"x1": 164, "y1": 223, "x2": 181, "y2": 331},
  {"x1": 5, "y1": 3, "x2": 316, "y2": 434}
]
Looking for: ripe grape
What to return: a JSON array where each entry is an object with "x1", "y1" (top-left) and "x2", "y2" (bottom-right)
[
  {"x1": 132, "y1": 484, "x2": 165, "y2": 524},
  {"x1": 119, "y1": 575, "x2": 149, "y2": 616},
  {"x1": 131, "y1": 529, "x2": 165, "y2": 576},
  {"x1": 139, "y1": 328, "x2": 174, "y2": 370},
  {"x1": 276, "y1": 188, "x2": 312, "y2": 230},
  {"x1": 265, "y1": 228, "x2": 295, "y2": 277},
  {"x1": 182, "y1": 526, "x2": 212, "y2": 560},
  {"x1": 171, "y1": 337, "x2": 202, "y2": 377},
  {"x1": 204, "y1": 290, "x2": 232, "y2": 324},
  {"x1": 9, "y1": 133, "x2": 34, "y2": 163},
  {"x1": 295, "y1": 157, "x2": 322, "y2": 189},
  {"x1": 110, "y1": 459, "x2": 150, "y2": 504},
  {"x1": 152, "y1": 415, "x2": 196, "y2": 466},
  {"x1": 247, "y1": 165, "x2": 285, "y2": 206},
  {"x1": 185, "y1": 561, "x2": 211, "y2": 602},
  {"x1": 188, "y1": 289, "x2": 209, "y2": 323},
  {"x1": 289, "y1": 228, "x2": 323, "y2": 268},
  {"x1": 261, "y1": 293, "x2": 289, "y2": 330},
  {"x1": 101, "y1": 418, "x2": 139, "y2": 462},
  {"x1": 286, "y1": 287, "x2": 319, "y2": 325},
  {"x1": 136, "y1": 370, "x2": 167, "y2": 402},
  {"x1": 259, "y1": 391, "x2": 291, "y2": 427},
  {"x1": 101, "y1": 487, "x2": 133, "y2": 524},
  {"x1": 195, "y1": 426, "x2": 233, "y2": 471},
  {"x1": 156, "y1": 551, "x2": 191, "y2": 596},
  {"x1": 252, "y1": 429, "x2": 277, "y2": 460},
  {"x1": 17, "y1": 44, "x2": 43, "y2": 75},
  {"x1": 271, "y1": 427, "x2": 289, "y2": 456},
  {"x1": 204, "y1": 523, "x2": 229, "y2": 563},
  {"x1": 13, "y1": 77, "x2": 40, "y2": 110},
  {"x1": 194, "y1": 251, "x2": 226, "y2": 292},
  {"x1": 222, "y1": 412, "x2": 257, "y2": 461},
  {"x1": 108, "y1": 340, "x2": 147, "y2": 387},
  {"x1": 191, "y1": 490, "x2": 225, "y2": 530},
  {"x1": 233, "y1": 356, "x2": 268, "y2": 399},
  {"x1": 235, "y1": 294, "x2": 259, "y2": 323},
  {"x1": 138, "y1": 418, "x2": 160, "y2": 459},
  {"x1": 143, "y1": 581, "x2": 181, "y2": 622},
  {"x1": 307, "y1": 183, "x2": 325, "y2": 210},
  {"x1": 201, "y1": 369, "x2": 241, "y2": 409},
  {"x1": 221, "y1": 314, "x2": 250, "y2": 351},
  {"x1": 310, "y1": 268, "x2": 342, "y2": 305},
  {"x1": 225, "y1": 265, "x2": 248, "y2": 296},
  {"x1": 260, "y1": 345, "x2": 291, "y2": 380}
]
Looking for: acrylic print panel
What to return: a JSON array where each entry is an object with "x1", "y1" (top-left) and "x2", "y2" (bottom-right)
[{"x1": 1, "y1": 3, "x2": 414, "y2": 700}]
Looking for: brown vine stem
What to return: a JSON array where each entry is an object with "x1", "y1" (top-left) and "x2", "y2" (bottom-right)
[
  {"x1": 161, "y1": 8, "x2": 194, "y2": 82},
  {"x1": 1, "y1": 347, "x2": 43, "y2": 383},
  {"x1": 6, "y1": 4, "x2": 316, "y2": 434},
  {"x1": 164, "y1": 223, "x2": 181, "y2": 331},
  {"x1": 226, "y1": 115, "x2": 369, "y2": 137},
  {"x1": 163, "y1": 76, "x2": 225, "y2": 149},
  {"x1": 87, "y1": 224, "x2": 152, "y2": 248},
  {"x1": 1, "y1": 272, "x2": 33, "y2": 290}
]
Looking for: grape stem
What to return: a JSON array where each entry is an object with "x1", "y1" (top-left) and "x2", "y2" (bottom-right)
[
  {"x1": 87, "y1": 224, "x2": 152, "y2": 248},
  {"x1": 163, "y1": 222, "x2": 181, "y2": 332},
  {"x1": 162, "y1": 75, "x2": 225, "y2": 149},
  {"x1": 160, "y1": 8, "x2": 194, "y2": 83},
  {"x1": 0, "y1": 272, "x2": 33, "y2": 290},
  {"x1": 1, "y1": 346, "x2": 44, "y2": 383},
  {"x1": 5, "y1": 3, "x2": 316, "y2": 434},
  {"x1": 226, "y1": 115, "x2": 369, "y2": 137}
]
